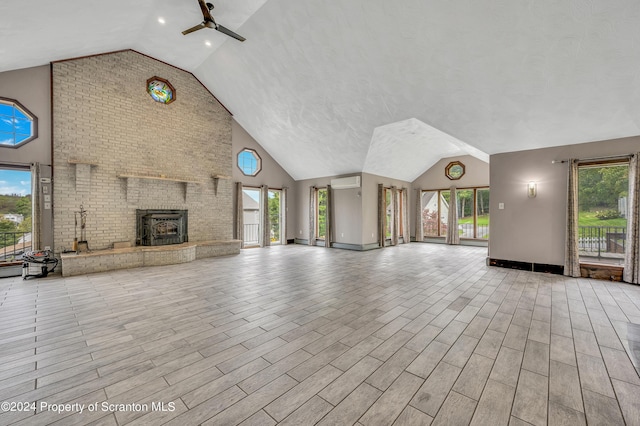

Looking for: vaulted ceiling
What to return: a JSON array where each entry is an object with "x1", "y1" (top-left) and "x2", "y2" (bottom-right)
[{"x1": 2, "y1": 0, "x2": 639, "y2": 181}]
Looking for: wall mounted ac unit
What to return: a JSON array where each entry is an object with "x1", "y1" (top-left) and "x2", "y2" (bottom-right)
[{"x1": 330, "y1": 175, "x2": 361, "y2": 189}]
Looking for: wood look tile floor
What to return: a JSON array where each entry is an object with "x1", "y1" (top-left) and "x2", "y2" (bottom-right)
[{"x1": 1, "y1": 244, "x2": 640, "y2": 425}]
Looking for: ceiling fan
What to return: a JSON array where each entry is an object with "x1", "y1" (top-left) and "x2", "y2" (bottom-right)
[{"x1": 182, "y1": 0, "x2": 246, "y2": 42}]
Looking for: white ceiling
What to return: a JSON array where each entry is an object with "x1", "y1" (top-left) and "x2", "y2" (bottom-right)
[{"x1": 2, "y1": 0, "x2": 640, "y2": 181}]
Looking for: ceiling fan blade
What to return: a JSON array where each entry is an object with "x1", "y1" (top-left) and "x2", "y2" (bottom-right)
[
  {"x1": 215, "y1": 24, "x2": 246, "y2": 42},
  {"x1": 182, "y1": 23, "x2": 206, "y2": 35},
  {"x1": 197, "y1": 0, "x2": 213, "y2": 21}
]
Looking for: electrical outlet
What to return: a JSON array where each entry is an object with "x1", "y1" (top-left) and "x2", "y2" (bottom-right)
[
  {"x1": 341, "y1": 233, "x2": 344, "y2": 237},
  {"x1": 299, "y1": 230, "x2": 302, "y2": 234},
  {"x1": 499, "y1": 203, "x2": 505, "y2": 210},
  {"x1": 44, "y1": 202, "x2": 51, "y2": 210}
]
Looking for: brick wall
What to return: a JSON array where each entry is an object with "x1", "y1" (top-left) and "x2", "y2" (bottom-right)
[{"x1": 52, "y1": 50, "x2": 233, "y2": 253}]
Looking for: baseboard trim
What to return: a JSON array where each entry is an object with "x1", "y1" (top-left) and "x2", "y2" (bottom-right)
[{"x1": 489, "y1": 258, "x2": 564, "y2": 275}]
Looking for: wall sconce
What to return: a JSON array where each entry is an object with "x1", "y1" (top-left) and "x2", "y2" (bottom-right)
[{"x1": 528, "y1": 181, "x2": 537, "y2": 198}]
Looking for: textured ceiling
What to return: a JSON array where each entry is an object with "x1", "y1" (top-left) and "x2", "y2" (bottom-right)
[{"x1": 2, "y1": 0, "x2": 640, "y2": 181}]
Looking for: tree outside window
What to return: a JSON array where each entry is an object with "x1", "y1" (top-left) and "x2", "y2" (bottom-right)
[
  {"x1": 421, "y1": 187, "x2": 489, "y2": 240},
  {"x1": 316, "y1": 188, "x2": 327, "y2": 240},
  {"x1": 577, "y1": 163, "x2": 629, "y2": 263}
]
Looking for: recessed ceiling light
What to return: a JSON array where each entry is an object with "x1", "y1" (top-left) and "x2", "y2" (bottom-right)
[
  {"x1": 205, "y1": 40, "x2": 212, "y2": 47},
  {"x1": 158, "y1": 17, "x2": 166, "y2": 24}
]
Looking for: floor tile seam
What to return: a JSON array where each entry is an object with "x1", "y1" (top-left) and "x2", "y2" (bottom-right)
[
  {"x1": 588, "y1": 335, "x2": 638, "y2": 423},
  {"x1": 350, "y1": 370, "x2": 424, "y2": 426},
  {"x1": 599, "y1": 347, "x2": 640, "y2": 385},
  {"x1": 112, "y1": 366, "x2": 225, "y2": 417},
  {"x1": 0, "y1": 342, "x2": 91, "y2": 370},
  {"x1": 8, "y1": 367, "x2": 104, "y2": 406},
  {"x1": 196, "y1": 373, "x2": 297, "y2": 425},
  {"x1": 563, "y1": 347, "x2": 591, "y2": 420},
  {"x1": 1, "y1": 351, "x2": 101, "y2": 391},
  {"x1": 172, "y1": 386, "x2": 247, "y2": 423},
  {"x1": 307, "y1": 393, "x2": 337, "y2": 425}
]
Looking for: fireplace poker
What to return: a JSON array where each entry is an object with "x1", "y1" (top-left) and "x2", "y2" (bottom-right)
[
  {"x1": 76, "y1": 204, "x2": 90, "y2": 253},
  {"x1": 73, "y1": 211, "x2": 78, "y2": 252}
]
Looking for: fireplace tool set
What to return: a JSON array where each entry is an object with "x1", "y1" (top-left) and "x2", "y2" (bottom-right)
[{"x1": 73, "y1": 204, "x2": 90, "y2": 253}]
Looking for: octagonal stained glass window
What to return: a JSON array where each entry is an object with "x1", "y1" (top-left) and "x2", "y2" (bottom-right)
[
  {"x1": 0, "y1": 97, "x2": 38, "y2": 148},
  {"x1": 147, "y1": 77, "x2": 175, "y2": 104},
  {"x1": 237, "y1": 148, "x2": 261, "y2": 176}
]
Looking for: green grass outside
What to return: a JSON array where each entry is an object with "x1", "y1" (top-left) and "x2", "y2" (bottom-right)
[
  {"x1": 458, "y1": 214, "x2": 489, "y2": 226},
  {"x1": 578, "y1": 211, "x2": 627, "y2": 227},
  {"x1": 458, "y1": 212, "x2": 625, "y2": 228}
]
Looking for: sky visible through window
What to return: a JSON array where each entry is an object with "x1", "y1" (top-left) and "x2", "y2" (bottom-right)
[
  {"x1": 0, "y1": 170, "x2": 31, "y2": 196},
  {"x1": 0, "y1": 102, "x2": 34, "y2": 146},
  {"x1": 238, "y1": 150, "x2": 259, "y2": 175}
]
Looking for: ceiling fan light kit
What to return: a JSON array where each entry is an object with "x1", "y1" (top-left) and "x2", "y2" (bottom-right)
[{"x1": 182, "y1": 0, "x2": 246, "y2": 42}]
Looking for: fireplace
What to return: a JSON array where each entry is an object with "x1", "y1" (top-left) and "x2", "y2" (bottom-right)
[{"x1": 136, "y1": 210, "x2": 188, "y2": 246}]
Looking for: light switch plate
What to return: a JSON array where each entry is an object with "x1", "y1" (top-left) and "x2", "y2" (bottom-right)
[{"x1": 499, "y1": 203, "x2": 505, "y2": 209}]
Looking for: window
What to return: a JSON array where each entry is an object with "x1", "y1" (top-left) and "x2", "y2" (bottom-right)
[
  {"x1": 445, "y1": 161, "x2": 465, "y2": 180},
  {"x1": 268, "y1": 189, "x2": 282, "y2": 244},
  {"x1": 398, "y1": 189, "x2": 405, "y2": 239},
  {"x1": 0, "y1": 98, "x2": 37, "y2": 148},
  {"x1": 476, "y1": 188, "x2": 490, "y2": 239},
  {"x1": 456, "y1": 189, "x2": 474, "y2": 237},
  {"x1": 385, "y1": 188, "x2": 392, "y2": 239},
  {"x1": 316, "y1": 188, "x2": 327, "y2": 240},
  {"x1": 439, "y1": 190, "x2": 450, "y2": 237},
  {"x1": 237, "y1": 148, "x2": 262, "y2": 176},
  {"x1": 578, "y1": 161, "x2": 629, "y2": 264},
  {"x1": 0, "y1": 168, "x2": 32, "y2": 262},
  {"x1": 241, "y1": 187, "x2": 260, "y2": 247},
  {"x1": 421, "y1": 187, "x2": 489, "y2": 240},
  {"x1": 146, "y1": 77, "x2": 175, "y2": 104}
]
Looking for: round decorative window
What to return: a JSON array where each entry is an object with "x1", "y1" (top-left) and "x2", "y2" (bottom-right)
[
  {"x1": 445, "y1": 161, "x2": 465, "y2": 180},
  {"x1": 147, "y1": 77, "x2": 175, "y2": 104},
  {"x1": 0, "y1": 97, "x2": 38, "y2": 148},
  {"x1": 237, "y1": 148, "x2": 262, "y2": 176}
]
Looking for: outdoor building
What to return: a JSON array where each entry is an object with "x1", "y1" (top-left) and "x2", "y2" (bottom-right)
[{"x1": 2, "y1": 213, "x2": 24, "y2": 224}]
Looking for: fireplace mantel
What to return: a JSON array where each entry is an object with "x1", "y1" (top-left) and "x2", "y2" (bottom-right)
[
  {"x1": 117, "y1": 174, "x2": 202, "y2": 202},
  {"x1": 117, "y1": 174, "x2": 202, "y2": 184}
]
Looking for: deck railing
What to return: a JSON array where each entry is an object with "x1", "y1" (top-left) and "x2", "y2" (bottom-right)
[
  {"x1": 0, "y1": 231, "x2": 31, "y2": 262},
  {"x1": 578, "y1": 226, "x2": 626, "y2": 259},
  {"x1": 243, "y1": 223, "x2": 259, "y2": 246}
]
